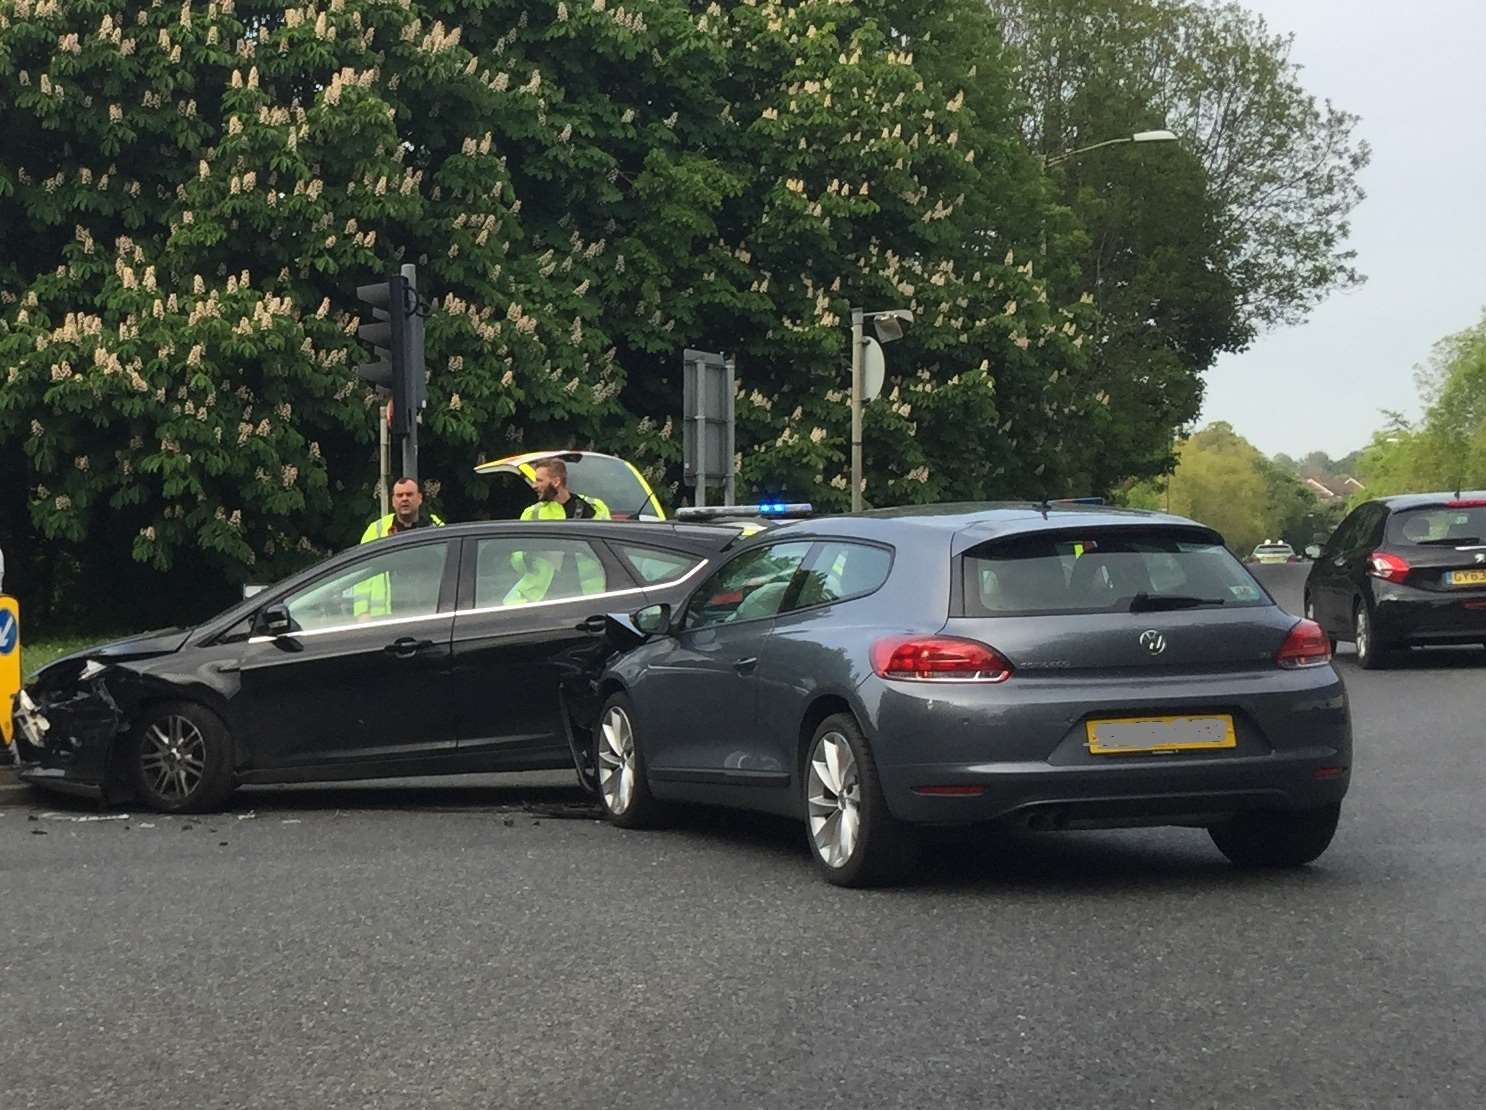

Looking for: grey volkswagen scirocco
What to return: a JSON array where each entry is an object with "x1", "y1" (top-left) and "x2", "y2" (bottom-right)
[{"x1": 592, "y1": 504, "x2": 1350, "y2": 887}]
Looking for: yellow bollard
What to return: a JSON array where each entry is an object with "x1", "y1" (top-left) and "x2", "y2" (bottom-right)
[{"x1": 1, "y1": 594, "x2": 19, "y2": 748}]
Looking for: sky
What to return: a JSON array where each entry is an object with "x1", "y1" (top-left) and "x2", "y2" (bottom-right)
[{"x1": 1197, "y1": 0, "x2": 1486, "y2": 462}]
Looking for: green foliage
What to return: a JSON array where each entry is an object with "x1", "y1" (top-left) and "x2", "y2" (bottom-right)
[
  {"x1": 1355, "y1": 313, "x2": 1486, "y2": 499},
  {"x1": 990, "y1": 0, "x2": 1370, "y2": 482},
  {"x1": 0, "y1": 1, "x2": 1364, "y2": 635},
  {"x1": 1119, "y1": 421, "x2": 1326, "y2": 553}
]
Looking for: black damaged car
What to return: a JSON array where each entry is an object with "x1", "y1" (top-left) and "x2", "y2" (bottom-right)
[{"x1": 11, "y1": 520, "x2": 737, "y2": 811}]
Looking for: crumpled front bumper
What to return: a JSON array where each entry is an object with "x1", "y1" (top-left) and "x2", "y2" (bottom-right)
[{"x1": 10, "y1": 680, "x2": 125, "y2": 796}]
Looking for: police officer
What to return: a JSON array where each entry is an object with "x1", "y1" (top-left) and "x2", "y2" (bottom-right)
[
  {"x1": 507, "y1": 458, "x2": 609, "y2": 604},
  {"x1": 361, "y1": 477, "x2": 445, "y2": 543},
  {"x1": 520, "y1": 457, "x2": 611, "y2": 521}
]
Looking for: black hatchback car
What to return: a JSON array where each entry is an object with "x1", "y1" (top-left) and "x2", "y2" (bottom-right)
[
  {"x1": 591, "y1": 504, "x2": 1350, "y2": 886},
  {"x1": 1303, "y1": 492, "x2": 1486, "y2": 668},
  {"x1": 11, "y1": 520, "x2": 739, "y2": 811}
]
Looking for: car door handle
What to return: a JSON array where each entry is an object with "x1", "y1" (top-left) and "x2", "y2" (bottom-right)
[
  {"x1": 384, "y1": 636, "x2": 436, "y2": 658},
  {"x1": 1332, "y1": 557, "x2": 1347, "y2": 567},
  {"x1": 576, "y1": 614, "x2": 608, "y2": 634},
  {"x1": 733, "y1": 657, "x2": 758, "y2": 675}
]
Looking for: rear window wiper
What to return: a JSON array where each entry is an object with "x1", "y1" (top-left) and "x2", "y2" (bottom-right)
[{"x1": 1128, "y1": 592, "x2": 1227, "y2": 612}]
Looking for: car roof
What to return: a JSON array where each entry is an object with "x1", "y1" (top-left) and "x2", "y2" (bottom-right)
[
  {"x1": 763, "y1": 502, "x2": 1214, "y2": 549},
  {"x1": 374, "y1": 518, "x2": 738, "y2": 552},
  {"x1": 1372, "y1": 491, "x2": 1486, "y2": 511}
]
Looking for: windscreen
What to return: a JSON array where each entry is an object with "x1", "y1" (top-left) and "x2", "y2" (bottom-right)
[
  {"x1": 962, "y1": 529, "x2": 1268, "y2": 616},
  {"x1": 1386, "y1": 505, "x2": 1486, "y2": 546}
]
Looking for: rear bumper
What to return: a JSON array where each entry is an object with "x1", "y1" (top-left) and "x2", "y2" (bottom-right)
[
  {"x1": 1373, "y1": 586, "x2": 1486, "y2": 644},
  {"x1": 879, "y1": 750, "x2": 1349, "y2": 826},
  {"x1": 863, "y1": 667, "x2": 1351, "y2": 828}
]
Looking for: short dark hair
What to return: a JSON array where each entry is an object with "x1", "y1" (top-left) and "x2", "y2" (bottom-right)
[
  {"x1": 532, "y1": 457, "x2": 568, "y2": 482},
  {"x1": 391, "y1": 476, "x2": 421, "y2": 492}
]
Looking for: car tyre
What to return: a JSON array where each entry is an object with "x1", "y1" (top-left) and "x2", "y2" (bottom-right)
[
  {"x1": 1209, "y1": 803, "x2": 1341, "y2": 868},
  {"x1": 594, "y1": 692, "x2": 664, "y2": 829},
  {"x1": 1304, "y1": 594, "x2": 1338, "y2": 655},
  {"x1": 804, "y1": 714, "x2": 915, "y2": 888},
  {"x1": 126, "y1": 701, "x2": 235, "y2": 814},
  {"x1": 1353, "y1": 599, "x2": 1390, "y2": 669}
]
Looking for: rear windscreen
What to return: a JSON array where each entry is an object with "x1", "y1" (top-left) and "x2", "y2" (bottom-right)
[
  {"x1": 566, "y1": 457, "x2": 656, "y2": 518},
  {"x1": 1387, "y1": 506, "x2": 1486, "y2": 546},
  {"x1": 962, "y1": 530, "x2": 1269, "y2": 616}
]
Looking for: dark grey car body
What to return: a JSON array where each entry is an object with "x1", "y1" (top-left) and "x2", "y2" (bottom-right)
[{"x1": 600, "y1": 504, "x2": 1352, "y2": 831}]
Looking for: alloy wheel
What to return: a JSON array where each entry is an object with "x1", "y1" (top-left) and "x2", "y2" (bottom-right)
[
  {"x1": 807, "y1": 731, "x2": 862, "y2": 869},
  {"x1": 139, "y1": 715, "x2": 207, "y2": 801},
  {"x1": 1355, "y1": 605, "x2": 1370, "y2": 660},
  {"x1": 597, "y1": 705, "x2": 637, "y2": 815}
]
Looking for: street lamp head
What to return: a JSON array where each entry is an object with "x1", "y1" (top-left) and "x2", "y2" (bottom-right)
[
  {"x1": 1131, "y1": 129, "x2": 1178, "y2": 143},
  {"x1": 870, "y1": 308, "x2": 914, "y2": 343}
]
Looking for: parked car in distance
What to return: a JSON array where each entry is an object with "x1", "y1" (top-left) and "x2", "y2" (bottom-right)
[
  {"x1": 11, "y1": 521, "x2": 742, "y2": 811},
  {"x1": 1304, "y1": 492, "x2": 1486, "y2": 668},
  {"x1": 1249, "y1": 541, "x2": 1297, "y2": 565},
  {"x1": 589, "y1": 503, "x2": 1351, "y2": 887}
]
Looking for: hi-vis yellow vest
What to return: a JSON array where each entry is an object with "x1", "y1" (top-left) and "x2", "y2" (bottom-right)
[{"x1": 354, "y1": 514, "x2": 445, "y2": 616}]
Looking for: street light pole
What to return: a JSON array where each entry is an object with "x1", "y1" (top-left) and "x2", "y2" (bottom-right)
[{"x1": 850, "y1": 307, "x2": 865, "y2": 512}]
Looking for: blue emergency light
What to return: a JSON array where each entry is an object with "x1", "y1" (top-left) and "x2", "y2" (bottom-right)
[{"x1": 674, "y1": 503, "x2": 815, "y2": 522}]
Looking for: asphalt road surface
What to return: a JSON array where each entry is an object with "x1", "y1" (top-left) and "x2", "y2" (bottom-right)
[{"x1": 3, "y1": 564, "x2": 1483, "y2": 1109}]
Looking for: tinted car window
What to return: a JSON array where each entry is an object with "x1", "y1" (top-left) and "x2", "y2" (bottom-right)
[
  {"x1": 1324, "y1": 507, "x2": 1366, "y2": 555},
  {"x1": 793, "y1": 542, "x2": 893, "y2": 609},
  {"x1": 475, "y1": 536, "x2": 608, "y2": 608},
  {"x1": 612, "y1": 542, "x2": 701, "y2": 585},
  {"x1": 683, "y1": 542, "x2": 814, "y2": 630},
  {"x1": 285, "y1": 542, "x2": 449, "y2": 631},
  {"x1": 1387, "y1": 505, "x2": 1486, "y2": 546},
  {"x1": 963, "y1": 531, "x2": 1266, "y2": 616}
]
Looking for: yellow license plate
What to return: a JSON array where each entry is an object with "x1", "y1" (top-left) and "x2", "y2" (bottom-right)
[
  {"x1": 1447, "y1": 568, "x2": 1486, "y2": 587},
  {"x1": 1086, "y1": 714, "x2": 1236, "y2": 755}
]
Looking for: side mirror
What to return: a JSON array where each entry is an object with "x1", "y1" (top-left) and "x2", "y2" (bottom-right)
[
  {"x1": 1305, "y1": 545, "x2": 1322, "y2": 560},
  {"x1": 632, "y1": 603, "x2": 672, "y2": 637},
  {"x1": 261, "y1": 603, "x2": 292, "y2": 636}
]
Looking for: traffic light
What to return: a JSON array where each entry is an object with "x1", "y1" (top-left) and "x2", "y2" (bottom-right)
[{"x1": 355, "y1": 264, "x2": 426, "y2": 478}]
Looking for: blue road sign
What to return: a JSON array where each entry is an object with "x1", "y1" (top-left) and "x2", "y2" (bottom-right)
[{"x1": 0, "y1": 609, "x2": 17, "y2": 655}]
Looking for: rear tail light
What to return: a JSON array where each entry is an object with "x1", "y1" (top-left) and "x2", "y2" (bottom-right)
[
  {"x1": 1276, "y1": 619, "x2": 1332, "y2": 669},
  {"x1": 1366, "y1": 551, "x2": 1410, "y2": 584},
  {"x1": 870, "y1": 636, "x2": 1013, "y2": 682}
]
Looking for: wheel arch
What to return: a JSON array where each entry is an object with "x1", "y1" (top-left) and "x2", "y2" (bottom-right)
[{"x1": 795, "y1": 693, "x2": 860, "y2": 782}]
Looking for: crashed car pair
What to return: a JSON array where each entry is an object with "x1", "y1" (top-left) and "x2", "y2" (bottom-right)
[{"x1": 12, "y1": 520, "x2": 741, "y2": 810}]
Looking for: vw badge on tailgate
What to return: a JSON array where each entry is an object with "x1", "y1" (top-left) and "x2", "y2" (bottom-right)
[{"x1": 1139, "y1": 629, "x2": 1167, "y2": 656}]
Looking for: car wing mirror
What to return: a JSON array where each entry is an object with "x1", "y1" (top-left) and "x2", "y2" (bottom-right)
[
  {"x1": 260, "y1": 603, "x2": 293, "y2": 637},
  {"x1": 633, "y1": 603, "x2": 672, "y2": 637},
  {"x1": 601, "y1": 603, "x2": 673, "y2": 653}
]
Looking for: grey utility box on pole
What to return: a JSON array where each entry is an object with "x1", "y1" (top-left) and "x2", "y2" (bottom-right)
[{"x1": 682, "y1": 348, "x2": 735, "y2": 508}]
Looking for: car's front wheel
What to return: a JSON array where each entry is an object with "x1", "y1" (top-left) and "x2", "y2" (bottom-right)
[
  {"x1": 1209, "y1": 803, "x2": 1341, "y2": 868},
  {"x1": 126, "y1": 701, "x2": 236, "y2": 813},
  {"x1": 804, "y1": 714, "x2": 915, "y2": 888},
  {"x1": 594, "y1": 692, "x2": 663, "y2": 829}
]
